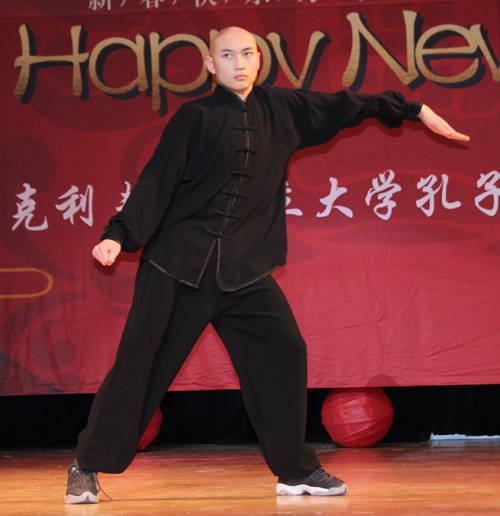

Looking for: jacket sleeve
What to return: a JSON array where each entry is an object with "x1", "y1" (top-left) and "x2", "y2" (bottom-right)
[
  {"x1": 101, "y1": 104, "x2": 191, "y2": 252},
  {"x1": 277, "y1": 87, "x2": 422, "y2": 149}
]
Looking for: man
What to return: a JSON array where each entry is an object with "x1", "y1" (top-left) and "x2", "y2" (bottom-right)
[{"x1": 65, "y1": 27, "x2": 469, "y2": 503}]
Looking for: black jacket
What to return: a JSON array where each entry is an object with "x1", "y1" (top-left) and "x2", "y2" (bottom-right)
[{"x1": 103, "y1": 84, "x2": 421, "y2": 291}]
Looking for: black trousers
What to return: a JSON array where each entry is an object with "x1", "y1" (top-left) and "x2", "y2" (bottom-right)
[{"x1": 76, "y1": 256, "x2": 320, "y2": 478}]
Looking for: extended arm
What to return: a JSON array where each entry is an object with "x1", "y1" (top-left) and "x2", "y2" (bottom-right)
[
  {"x1": 418, "y1": 105, "x2": 470, "y2": 141},
  {"x1": 279, "y1": 88, "x2": 470, "y2": 149}
]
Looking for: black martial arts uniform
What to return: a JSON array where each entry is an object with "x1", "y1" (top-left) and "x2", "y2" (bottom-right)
[{"x1": 76, "y1": 84, "x2": 421, "y2": 477}]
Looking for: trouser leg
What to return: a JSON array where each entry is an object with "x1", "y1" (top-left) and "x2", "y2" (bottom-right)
[
  {"x1": 76, "y1": 261, "x2": 211, "y2": 473},
  {"x1": 212, "y1": 275, "x2": 320, "y2": 479}
]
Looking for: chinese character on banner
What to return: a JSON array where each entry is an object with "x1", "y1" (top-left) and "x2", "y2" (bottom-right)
[
  {"x1": 12, "y1": 183, "x2": 49, "y2": 231},
  {"x1": 141, "y1": 0, "x2": 164, "y2": 7},
  {"x1": 55, "y1": 185, "x2": 94, "y2": 227},
  {"x1": 196, "y1": 0, "x2": 218, "y2": 5},
  {"x1": 285, "y1": 181, "x2": 303, "y2": 216},
  {"x1": 245, "y1": 0, "x2": 271, "y2": 5},
  {"x1": 416, "y1": 174, "x2": 461, "y2": 217},
  {"x1": 89, "y1": 0, "x2": 112, "y2": 10},
  {"x1": 116, "y1": 181, "x2": 132, "y2": 212},
  {"x1": 316, "y1": 177, "x2": 353, "y2": 218},
  {"x1": 297, "y1": 0, "x2": 317, "y2": 3},
  {"x1": 365, "y1": 169, "x2": 401, "y2": 220},
  {"x1": 475, "y1": 171, "x2": 500, "y2": 216}
]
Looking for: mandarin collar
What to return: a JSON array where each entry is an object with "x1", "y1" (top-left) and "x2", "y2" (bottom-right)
[{"x1": 213, "y1": 84, "x2": 256, "y2": 110}]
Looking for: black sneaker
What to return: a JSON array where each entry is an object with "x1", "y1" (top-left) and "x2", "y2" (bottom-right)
[
  {"x1": 64, "y1": 461, "x2": 101, "y2": 504},
  {"x1": 276, "y1": 467, "x2": 348, "y2": 496}
]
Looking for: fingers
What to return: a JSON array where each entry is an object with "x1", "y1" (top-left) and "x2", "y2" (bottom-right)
[
  {"x1": 107, "y1": 243, "x2": 121, "y2": 265},
  {"x1": 430, "y1": 115, "x2": 469, "y2": 141},
  {"x1": 92, "y1": 244, "x2": 110, "y2": 266},
  {"x1": 447, "y1": 130, "x2": 470, "y2": 142},
  {"x1": 443, "y1": 120, "x2": 470, "y2": 141},
  {"x1": 92, "y1": 240, "x2": 121, "y2": 266}
]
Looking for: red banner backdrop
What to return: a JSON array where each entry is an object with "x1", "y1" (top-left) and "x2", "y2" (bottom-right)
[{"x1": 1, "y1": 0, "x2": 500, "y2": 395}]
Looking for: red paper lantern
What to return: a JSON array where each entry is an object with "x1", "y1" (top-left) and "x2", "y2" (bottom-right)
[
  {"x1": 321, "y1": 388, "x2": 393, "y2": 447},
  {"x1": 137, "y1": 408, "x2": 163, "y2": 450}
]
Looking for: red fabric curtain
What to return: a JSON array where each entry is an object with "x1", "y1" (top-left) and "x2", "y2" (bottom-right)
[{"x1": 1, "y1": 0, "x2": 499, "y2": 394}]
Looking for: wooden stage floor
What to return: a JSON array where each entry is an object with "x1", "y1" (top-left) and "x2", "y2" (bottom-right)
[{"x1": 1, "y1": 441, "x2": 499, "y2": 515}]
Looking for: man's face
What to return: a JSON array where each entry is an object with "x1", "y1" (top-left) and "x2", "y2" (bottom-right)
[{"x1": 205, "y1": 28, "x2": 260, "y2": 100}]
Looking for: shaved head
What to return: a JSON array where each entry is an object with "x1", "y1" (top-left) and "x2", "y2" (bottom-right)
[
  {"x1": 205, "y1": 26, "x2": 260, "y2": 100},
  {"x1": 210, "y1": 27, "x2": 258, "y2": 57}
]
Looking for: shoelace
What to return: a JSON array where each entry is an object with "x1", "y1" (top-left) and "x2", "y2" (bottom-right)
[
  {"x1": 66, "y1": 468, "x2": 113, "y2": 501},
  {"x1": 315, "y1": 467, "x2": 334, "y2": 479}
]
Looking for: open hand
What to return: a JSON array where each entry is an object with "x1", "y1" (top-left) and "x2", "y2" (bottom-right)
[{"x1": 419, "y1": 105, "x2": 470, "y2": 141}]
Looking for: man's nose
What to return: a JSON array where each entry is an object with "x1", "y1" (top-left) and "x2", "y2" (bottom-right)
[{"x1": 234, "y1": 54, "x2": 245, "y2": 69}]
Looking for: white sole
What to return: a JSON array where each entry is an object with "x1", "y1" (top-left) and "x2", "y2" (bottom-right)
[
  {"x1": 276, "y1": 482, "x2": 348, "y2": 496},
  {"x1": 64, "y1": 492, "x2": 99, "y2": 504}
]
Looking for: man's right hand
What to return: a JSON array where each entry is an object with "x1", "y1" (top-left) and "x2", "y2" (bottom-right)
[{"x1": 92, "y1": 239, "x2": 122, "y2": 266}]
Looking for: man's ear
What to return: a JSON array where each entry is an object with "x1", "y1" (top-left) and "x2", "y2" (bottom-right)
[{"x1": 205, "y1": 55, "x2": 215, "y2": 75}]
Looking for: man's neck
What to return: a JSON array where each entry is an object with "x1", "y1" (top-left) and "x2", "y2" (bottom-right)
[{"x1": 217, "y1": 82, "x2": 253, "y2": 102}]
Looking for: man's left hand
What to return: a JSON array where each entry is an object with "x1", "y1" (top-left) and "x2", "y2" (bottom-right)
[{"x1": 419, "y1": 105, "x2": 470, "y2": 141}]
